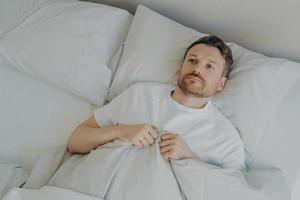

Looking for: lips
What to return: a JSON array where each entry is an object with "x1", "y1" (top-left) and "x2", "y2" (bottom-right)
[
  {"x1": 187, "y1": 76, "x2": 200, "y2": 81},
  {"x1": 185, "y1": 75, "x2": 203, "y2": 82}
]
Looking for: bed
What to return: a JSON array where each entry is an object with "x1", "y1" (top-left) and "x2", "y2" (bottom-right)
[{"x1": 0, "y1": 0, "x2": 299, "y2": 199}]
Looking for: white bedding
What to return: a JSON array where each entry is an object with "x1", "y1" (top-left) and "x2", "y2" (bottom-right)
[
  {"x1": 12, "y1": 139, "x2": 290, "y2": 200},
  {"x1": 1, "y1": 0, "x2": 299, "y2": 199},
  {"x1": 0, "y1": 0, "x2": 44, "y2": 37},
  {"x1": 0, "y1": 64, "x2": 93, "y2": 171},
  {"x1": 3, "y1": 186, "x2": 100, "y2": 200},
  {"x1": 0, "y1": 162, "x2": 29, "y2": 199}
]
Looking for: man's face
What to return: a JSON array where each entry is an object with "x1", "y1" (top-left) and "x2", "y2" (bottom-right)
[{"x1": 177, "y1": 44, "x2": 227, "y2": 98}]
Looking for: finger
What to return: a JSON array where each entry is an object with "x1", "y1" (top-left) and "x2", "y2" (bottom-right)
[
  {"x1": 144, "y1": 132, "x2": 154, "y2": 144},
  {"x1": 162, "y1": 150, "x2": 173, "y2": 160},
  {"x1": 159, "y1": 138, "x2": 175, "y2": 147},
  {"x1": 139, "y1": 137, "x2": 149, "y2": 148},
  {"x1": 147, "y1": 126, "x2": 159, "y2": 139},
  {"x1": 134, "y1": 140, "x2": 143, "y2": 148},
  {"x1": 160, "y1": 145, "x2": 173, "y2": 154},
  {"x1": 161, "y1": 133, "x2": 178, "y2": 140}
]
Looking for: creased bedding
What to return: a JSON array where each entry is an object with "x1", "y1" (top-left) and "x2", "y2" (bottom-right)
[
  {"x1": 2, "y1": 186, "x2": 101, "y2": 200},
  {"x1": 0, "y1": 162, "x2": 29, "y2": 199},
  {"x1": 5, "y1": 132, "x2": 290, "y2": 200}
]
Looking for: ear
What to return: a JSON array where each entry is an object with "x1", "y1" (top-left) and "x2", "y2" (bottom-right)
[{"x1": 217, "y1": 76, "x2": 227, "y2": 91}]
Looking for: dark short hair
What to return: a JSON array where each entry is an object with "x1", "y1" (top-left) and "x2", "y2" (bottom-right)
[{"x1": 183, "y1": 35, "x2": 233, "y2": 77}]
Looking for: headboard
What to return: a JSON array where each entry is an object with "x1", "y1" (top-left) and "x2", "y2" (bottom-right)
[{"x1": 83, "y1": 0, "x2": 300, "y2": 63}]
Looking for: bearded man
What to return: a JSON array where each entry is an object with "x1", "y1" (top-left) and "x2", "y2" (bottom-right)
[{"x1": 67, "y1": 35, "x2": 245, "y2": 170}]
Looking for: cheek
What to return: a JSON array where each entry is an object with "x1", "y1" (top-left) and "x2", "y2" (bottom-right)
[
  {"x1": 178, "y1": 68, "x2": 188, "y2": 78},
  {"x1": 180, "y1": 63, "x2": 193, "y2": 73}
]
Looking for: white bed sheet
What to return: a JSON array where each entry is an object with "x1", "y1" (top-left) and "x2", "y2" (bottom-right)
[
  {"x1": 292, "y1": 171, "x2": 300, "y2": 200},
  {"x1": 0, "y1": 64, "x2": 94, "y2": 171}
]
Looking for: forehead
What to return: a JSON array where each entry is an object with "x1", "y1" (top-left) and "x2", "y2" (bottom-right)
[{"x1": 187, "y1": 44, "x2": 225, "y2": 65}]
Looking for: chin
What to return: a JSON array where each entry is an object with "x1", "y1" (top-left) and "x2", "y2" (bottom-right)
[
  {"x1": 179, "y1": 78, "x2": 206, "y2": 96},
  {"x1": 187, "y1": 84, "x2": 203, "y2": 92},
  {"x1": 183, "y1": 86, "x2": 204, "y2": 97}
]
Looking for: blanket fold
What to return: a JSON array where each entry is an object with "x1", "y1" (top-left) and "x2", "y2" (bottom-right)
[{"x1": 19, "y1": 136, "x2": 290, "y2": 200}]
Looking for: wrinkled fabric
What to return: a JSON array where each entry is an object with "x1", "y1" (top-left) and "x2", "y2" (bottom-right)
[
  {"x1": 3, "y1": 186, "x2": 100, "y2": 200},
  {"x1": 22, "y1": 134, "x2": 290, "y2": 200},
  {"x1": 0, "y1": 162, "x2": 29, "y2": 199}
]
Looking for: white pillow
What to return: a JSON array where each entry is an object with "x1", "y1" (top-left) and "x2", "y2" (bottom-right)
[
  {"x1": 213, "y1": 43, "x2": 300, "y2": 186},
  {"x1": 107, "y1": 5, "x2": 206, "y2": 101},
  {"x1": 0, "y1": 0, "x2": 45, "y2": 37},
  {"x1": 107, "y1": 5, "x2": 300, "y2": 186},
  {"x1": 0, "y1": 0, "x2": 132, "y2": 106}
]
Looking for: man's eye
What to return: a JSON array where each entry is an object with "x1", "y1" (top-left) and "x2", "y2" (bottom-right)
[
  {"x1": 188, "y1": 59, "x2": 197, "y2": 64},
  {"x1": 206, "y1": 64, "x2": 214, "y2": 70}
]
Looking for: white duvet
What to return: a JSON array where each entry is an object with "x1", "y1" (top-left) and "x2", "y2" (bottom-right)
[
  {"x1": 3, "y1": 132, "x2": 290, "y2": 200},
  {"x1": 3, "y1": 186, "x2": 100, "y2": 200}
]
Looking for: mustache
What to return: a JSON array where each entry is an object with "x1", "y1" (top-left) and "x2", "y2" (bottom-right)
[{"x1": 184, "y1": 73, "x2": 205, "y2": 83}]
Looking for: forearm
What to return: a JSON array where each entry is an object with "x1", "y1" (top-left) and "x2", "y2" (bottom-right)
[{"x1": 67, "y1": 125, "x2": 122, "y2": 154}]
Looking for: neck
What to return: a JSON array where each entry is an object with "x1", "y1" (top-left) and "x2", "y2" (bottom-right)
[{"x1": 171, "y1": 87, "x2": 209, "y2": 109}]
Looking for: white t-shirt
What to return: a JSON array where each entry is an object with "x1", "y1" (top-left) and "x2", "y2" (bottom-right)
[{"x1": 95, "y1": 82, "x2": 245, "y2": 170}]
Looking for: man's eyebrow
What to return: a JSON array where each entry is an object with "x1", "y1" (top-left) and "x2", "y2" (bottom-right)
[
  {"x1": 187, "y1": 53, "x2": 197, "y2": 57},
  {"x1": 208, "y1": 59, "x2": 217, "y2": 64}
]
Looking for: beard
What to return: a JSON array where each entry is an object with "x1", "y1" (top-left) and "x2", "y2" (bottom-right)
[{"x1": 177, "y1": 73, "x2": 208, "y2": 98}]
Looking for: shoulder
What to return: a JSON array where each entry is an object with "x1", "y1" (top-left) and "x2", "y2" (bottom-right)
[
  {"x1": 106, "y1": 82, "x2": 173, "y2": 106},
  {"x1": 210, "y1": 103, "x2": 246, "y2": 170},
  {"x1": 209, "y1": 102, "x2": 242, "y2": 141},
  {"x1": 209, "y1": 103, "x2": 236, "y2": 129}
]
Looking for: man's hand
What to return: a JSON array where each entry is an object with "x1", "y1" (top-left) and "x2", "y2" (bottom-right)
[
  {"x1": 118, "y1": 124, "x2": 158, "y2": 148},
  {"x1": 159, "y1": 133, "x2": 197, "y2": 160}
]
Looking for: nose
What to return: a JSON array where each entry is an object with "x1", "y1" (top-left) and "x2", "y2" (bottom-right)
[{"x1": 192, "y1": 62, "x2": 206, "y2": 75}]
